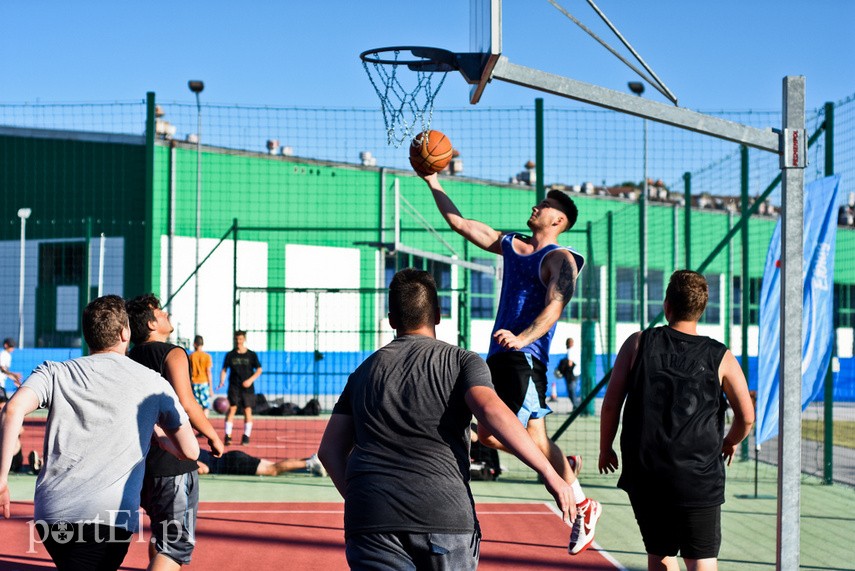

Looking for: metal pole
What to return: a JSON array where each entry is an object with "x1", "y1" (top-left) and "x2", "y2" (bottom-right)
[
  {"x1": 167, "y1": 142, "x2": 177, "y2": 311},
  {"x1": 777, "y1": 74, "x2": 806, "y2": 571},
  {"x1": 740, "y1": 145, "x2": 751, "y2": 463},
  {"x1": 672, "y1": 203, "x2": 678, "y2": 273},
  {"x1": 17, "y1": 209, "x2": 31, "y2": 348},
  {"x1": 823, "y1": 100, "x2": 835, "y2": 485},
  {"x1": 98, "y1": 233, "x2": 105, "y2": 298},
  {"x1": 607, "y1": 212, "x2": 615, "y2": 366},
  {"x1": 535, "y1": 98, "x2": 545, "y2": 203},
  {"x1": 683, "y1": 172, "x2": 691, "y2": 269},
  {"x1": 194, "y1": 92, "x2": 202, "y2": 335},
  {"x1": 232, "y1": 218, "x2": 238, "y2": 337},
  {"x1": 640, "y1": 117, "x2": 648, "y2": 329}
]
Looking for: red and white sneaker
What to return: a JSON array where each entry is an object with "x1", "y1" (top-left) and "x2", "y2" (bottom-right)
[
  {"x1": 568, "y1": 498, "x2": 601, "y2": 555},
  {"x1": 567, "y1": 455, "x2": 582, "y2": 476}
]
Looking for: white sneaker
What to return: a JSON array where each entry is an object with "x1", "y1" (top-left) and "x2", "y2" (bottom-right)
[
  {"x1": 306, "y1": 453, "x2": 327, "y2": 477},
  {"x1": 568, "y1": 498, "x2": 601, "y2": 555}
]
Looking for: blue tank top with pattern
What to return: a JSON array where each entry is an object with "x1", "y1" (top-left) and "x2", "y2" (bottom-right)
[{"x1": 487, "y1": 233, "x2": 585, "y2": 365}]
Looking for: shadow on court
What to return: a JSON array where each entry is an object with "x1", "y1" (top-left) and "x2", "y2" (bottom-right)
[{"x1": 0, "y1": 501, "x2": 622, "y2": 570}]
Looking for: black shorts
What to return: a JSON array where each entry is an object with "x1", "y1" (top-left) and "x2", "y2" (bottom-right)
[
  {"x1": 629, "y1": 495, "x2": 721, "y2": 559},
  {"x1": 39, "y1": 522, "x2": 132, "y2": 571},
  {"x1": 206, "y1": 451, "x2": 261, "y2": 475},
  {"x1": 486, "y1": 352, "x2": 551, "y2": 425},
  {"x1": 227, "y1": 384, "x2": 256, "y2": 410}
]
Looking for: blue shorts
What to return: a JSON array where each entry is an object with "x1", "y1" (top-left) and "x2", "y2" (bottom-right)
[
  {"x1": 486, "y1": 352, "x2": 551, "y2": 426},
  {"x1": 192, "y1": 383, "x2": 211, "y2": 409}
]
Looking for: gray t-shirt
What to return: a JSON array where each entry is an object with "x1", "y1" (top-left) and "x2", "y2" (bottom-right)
[
  {"x1": 332, "y1": 334, "x2": 493, "y2": 537},
  {"x1": 23, "y1": 352, "x2": 188, "y2": 531}
]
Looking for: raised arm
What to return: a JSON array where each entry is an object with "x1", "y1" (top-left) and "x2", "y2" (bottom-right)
[
  {"x1": 598, "y1": 332, "x2": 640, "y2": 474},
  {"x1": 493, "y1": 249, "x2": 578, "y2": 351},
  {"x1": 719, "y1": 350, "x2": 755, "y2": 465},
  {"x1": 466, "y1": 385, "x2": 574, "y2": 523},
  {"x1": 420, "y1": 172, "x2": 503, "y2": 254}
]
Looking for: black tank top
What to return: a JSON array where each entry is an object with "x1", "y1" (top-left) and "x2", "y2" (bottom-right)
[
  {"x1": 617, "y1": 326, "x2": 728, "y2": 507},
  {"x1": 129, "y1": 341, "x2": 198, "y2": 476}
]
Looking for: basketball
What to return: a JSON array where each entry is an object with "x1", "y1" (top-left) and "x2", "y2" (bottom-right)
[
  {"x1": 409, "y1": 130, "x2": 453, "y2": 175},
  {"x1": 213, "y1": 396, "x2": 229, "y2": 414}
]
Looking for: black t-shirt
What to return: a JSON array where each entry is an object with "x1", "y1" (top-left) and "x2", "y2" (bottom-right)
[
  {"x1": 223, "y1": 349, "x2": 261, "y2": 388},
  {"x1": 332, "y1": 334, "x2": 493, "y2": 537},
  {"x1": 129, "y1": 341, "x2": 198, "y2": 477},
  {"x1": 618, "y1": 326, "x2": 728, "y2": 507}
]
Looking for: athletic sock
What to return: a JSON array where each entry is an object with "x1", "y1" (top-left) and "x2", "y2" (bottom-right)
[
  {"x1": 244, "y1": 422, "x2": 253, "y2": 437},
  {"x1": 572, "y1": 479, "x2": 586, "y2": 503},
  {"x1": 224, "y1": 421, "x2": 233, "y2": 436}
]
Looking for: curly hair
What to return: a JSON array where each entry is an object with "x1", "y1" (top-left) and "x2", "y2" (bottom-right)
[{"x1": 125, "y1": 294, "x2": 161, "y2": 346}]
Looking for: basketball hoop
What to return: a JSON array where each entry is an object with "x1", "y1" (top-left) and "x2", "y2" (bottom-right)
[{"x1": 360, "y1": 46, "x2": 457, "y2": 147}]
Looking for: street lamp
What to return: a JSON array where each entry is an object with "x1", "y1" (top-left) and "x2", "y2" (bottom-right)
[
  {"x1": 628, "y1": 81, "x2": 648, "y2": 330},
  {"x1": 188, "y1": 80, "x2": 204, "y2": 336},
  {"x1": 17, "y1": 208, "x2": 31, "y2": 348}
]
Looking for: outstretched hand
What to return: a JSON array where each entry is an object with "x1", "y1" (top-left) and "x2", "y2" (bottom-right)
[{"x1": 598, "y1": 448, "x2": 619, "y2": 474}]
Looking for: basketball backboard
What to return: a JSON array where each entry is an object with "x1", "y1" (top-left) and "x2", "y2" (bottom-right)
[{"x1": 469, "y1": 0, "x2": 501, "y2": 104}]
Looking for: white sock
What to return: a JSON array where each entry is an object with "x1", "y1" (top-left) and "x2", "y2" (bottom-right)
[
  {"x1": 224, "y1": 422, "x2": 233, "y2": 436},
  {"x1": 572, "y1": 479, "x2": 586, "y2": 503},
  {"x1": 244, "y1": 422, "x2": 253, "y2": 437}
]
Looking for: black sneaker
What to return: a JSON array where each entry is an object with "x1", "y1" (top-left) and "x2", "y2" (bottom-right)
[
  {"x1": 224, "y1": 434, "x2": 232, "y2": 446},
  {"x1": 241, "y1": 434, "x2": 250, "y2": 446}
]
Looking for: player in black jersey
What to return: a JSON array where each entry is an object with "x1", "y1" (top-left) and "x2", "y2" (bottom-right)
[{"x1": 599, "y1": 270, "x2": 754, "y2": 571}]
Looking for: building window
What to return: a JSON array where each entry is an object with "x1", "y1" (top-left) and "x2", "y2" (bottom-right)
[
  {"x1": 732, "y1": 276, "x2": 761, "y2": 325},
  {"x1": 470, "y1": 259, "x2": 495, "y2": 319},
  {"x1": 700, "y1": 273, "x2": 721, "y2": 324},
  {"x1": 565, "y1": 265, "x2": 601, "y2": 321},
  {"x1": 616, "y1": 267, "x2": 638, "y2": 323},
  {"x1": 646, "y1": 269, "x2": 665, "y2": 324}
]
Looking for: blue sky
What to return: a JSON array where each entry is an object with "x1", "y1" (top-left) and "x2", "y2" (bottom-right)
[{"x1": 2, "y1": 1, "x2": 853, "y2": 112}]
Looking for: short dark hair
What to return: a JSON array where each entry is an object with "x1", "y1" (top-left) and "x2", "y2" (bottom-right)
[
  {"x1": 194, "y1": 335, "x2": 204, "y2": 346},
  {"x1": 388, "y1": 268, "x2": 439, "y2": 331},
  {"x1": 234, "y1": 330, "x2": 247, "y2": 338},
  {"x1": 125, "y1": 294, "x2": 161, "y2": 346},
  {"x1": 665, "y1": 270, "x2": 708, "y2": 322},
  {"x1": 547, "y1": 190, "x2": 578, "y2": 232},
  {"x1": 83, "y1": 295, "x2": 128, "y2": 351},
  {"x1": 2, "y1": 338, "x2": 14, "y2": 348}
]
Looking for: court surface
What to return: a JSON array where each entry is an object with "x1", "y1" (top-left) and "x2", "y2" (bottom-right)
[{"x1": 0, "y1": 498, "x2": 619, "y2": 570}]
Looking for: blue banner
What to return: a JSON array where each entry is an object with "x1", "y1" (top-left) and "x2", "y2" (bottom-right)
[{"x1": 756, "y1": 175, "x2": 841, "y2": 444}]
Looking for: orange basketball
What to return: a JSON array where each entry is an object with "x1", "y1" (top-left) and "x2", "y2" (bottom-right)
[{"x1": 409, "y1": 130, "x2": 453, "y2": 175}]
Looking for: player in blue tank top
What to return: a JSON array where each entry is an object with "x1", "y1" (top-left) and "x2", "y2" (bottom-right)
[{"x1": 419, "y1": 170, "x2": 602, "y2": 556}]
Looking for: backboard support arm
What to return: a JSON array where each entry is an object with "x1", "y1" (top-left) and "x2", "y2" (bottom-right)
[{"x1": 488, "y1": 56, "x2": 781, "y2": 153}]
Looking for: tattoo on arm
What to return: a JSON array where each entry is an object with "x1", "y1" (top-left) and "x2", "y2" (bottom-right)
[{"x1": 552, "y1": 257, "x2": 578, "y2": 305}]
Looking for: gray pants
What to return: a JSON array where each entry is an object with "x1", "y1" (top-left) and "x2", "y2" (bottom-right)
[{"x1": 346, "y1": 531, "x2": 480, "y2": 570}]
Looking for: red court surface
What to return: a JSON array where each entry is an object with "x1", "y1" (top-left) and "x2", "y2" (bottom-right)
[{"x1": 0, "y1": 501, "x2": 621, "y2": 570}]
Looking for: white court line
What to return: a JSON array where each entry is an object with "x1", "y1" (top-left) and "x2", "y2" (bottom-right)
[{"x1": 544, "y1": 502, "x2": 628, "y2": 571}]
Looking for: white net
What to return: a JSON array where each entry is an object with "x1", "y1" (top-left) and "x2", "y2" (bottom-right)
[{"x1": 361, "y1": 49, "x2": 448, "y2": 147}]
